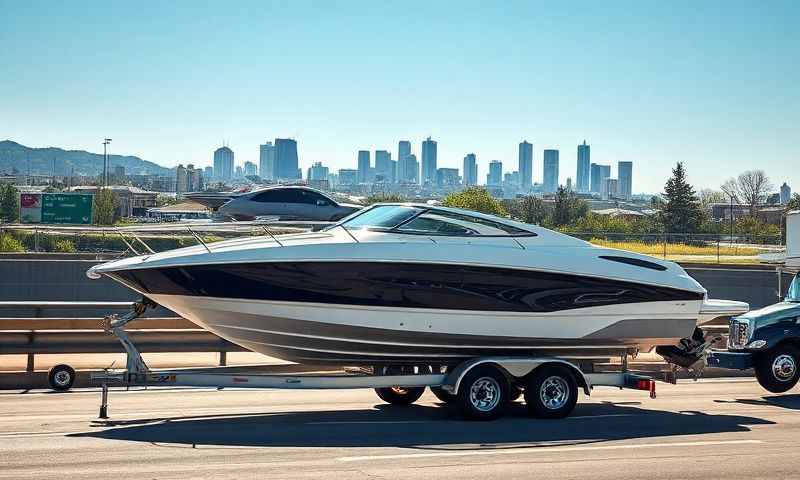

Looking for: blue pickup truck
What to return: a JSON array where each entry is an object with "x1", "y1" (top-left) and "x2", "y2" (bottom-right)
[{"x1": 710, "y1": 272, "x2": 800, "y2": 392}]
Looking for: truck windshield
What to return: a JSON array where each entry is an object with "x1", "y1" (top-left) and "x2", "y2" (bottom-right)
[{"x1": 787, "y1": 274, "x2": 800, "y2": 302}]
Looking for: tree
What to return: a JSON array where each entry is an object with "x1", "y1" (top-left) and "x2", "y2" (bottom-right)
[
  {"x1": 786, "y1": 193, "x2": 800, "y2": 212},
  {"x1": 551, "y1": 186, "x2": 589, "y2": 227},
  {"x1": 660, "y1": 162, "x2": 703, "y2": 233},
  {"x1": 442, "y1": 187, "x2": 507, "y2": 216},
  {"x1": 362, "y1": 193, "x2": 406, "y2": 206},
  {"x1": 721, "y1": 170, "x2": 774, "y2": 217},
  {"x1": 507, "y1": 195, "x2": 549, "y2": 225},
  {"x1": 0, "y1": 184, "x2": 19, "y2": 223},
  {"x1": 93, "y1": 188, "x2": 118, "y2": 225},
  {"x1": 698, "y1": 188, "x2": 726, "y2": 208}
]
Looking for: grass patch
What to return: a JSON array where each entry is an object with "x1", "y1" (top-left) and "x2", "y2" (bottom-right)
[{"x1": 589, "y1": 238, "x2": 760, "y2": 257}]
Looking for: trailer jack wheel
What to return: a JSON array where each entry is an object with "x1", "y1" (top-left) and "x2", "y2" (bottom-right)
[
  {"x1": 375, "y1": 386, "x2": 426, "y2": 405},
  {"x1": 48, "y1": 364, "x2": 76, "y2": 391}
]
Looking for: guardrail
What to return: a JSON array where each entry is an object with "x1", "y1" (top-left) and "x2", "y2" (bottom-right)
[{"x1": 0, "y1": 301, "x2": 243, "y2": 373}]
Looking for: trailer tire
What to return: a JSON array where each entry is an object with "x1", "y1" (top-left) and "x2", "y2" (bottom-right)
[
  {"x1": 754, "y1": 345, "x2": 800, "y2": 393},
  {"x1": 375, "y1": 386, "x2": 425, "y2": 405},
  {"x1": 456, "y1": 364, "x2": 510, "y2": 420},
  {"x1": 524, "y1": 365, "x2": 578, "y2": 419},
  {"x1": 48, "y1": 364, "x2": 76, "y2": 391}
]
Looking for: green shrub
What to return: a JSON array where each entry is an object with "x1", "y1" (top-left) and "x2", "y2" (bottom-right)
[
  {"x1": 442, "y1": 187, "x2": 507, "y2": 216},
  {"x1": 0, "y1": 233, "x2": 24, "y2": 252},
  {"x1": 52, "y1": 239, "x2": 77, "y2": 253}
]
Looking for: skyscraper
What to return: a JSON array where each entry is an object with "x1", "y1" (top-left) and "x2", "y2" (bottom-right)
[
  {"x1": 421, "y1": 137, "x2": 437, "y2": 185},
  {"x1": 204, "y1": 166, "x2": 213, "y2": 180},
  {"x1": 357, "y1": 150, "x2": 370, "y2": 183},
  {"x1": 436, "y1": 168, "x2": 460, "y2": 187},
  {"x1": 618, "y1": 161, "x2": 633, "y2": 201},
  {"x1": 603, "y1": 178, "x2": 619, "y2": 200},
  {"x1": 259, "y1": 141, "x2": 275, "y2": 181},
  {"x1": 590, "y1": 163, "x2": 611, "y2": 194},
  {"x1": 374, "y1": 150, "x2": 393, "y2": 183},
  {"x1": 487, "y1": 160, "x2": 503, "y2": 187},
  {"x1": 213, "y1": 146, "x2": 234, "y2": 181},
  {"x1": 244, "y1": 161, "x2": 257, "y2": 177},
  {"x1": 397, "y1": 140, "x2": 411, "y2": 182},
  {"x1": 543, "y1": 149, "x2": 559, "y2": 193},
  {"x1": 518, "y1": 141, "x2": 533, "y2": 190},
  {"x1": 307, "y1": 162, "x2": 329, "y2": 181},
  {"x1": 463, "y1": 153, "x2": 478, "y2": 186},
  {"x1": 780, "y1": 183, "x2": 791, "y2": 204},
  {"x1": 274, "y1": 138, "x2": 300, "y2": 180},
  {"x1": 577, "y1": 140, "x2": 590, "y2": 193},
  {"x1": 406, "y1": 154, "x2": 419, "y2": 184}
]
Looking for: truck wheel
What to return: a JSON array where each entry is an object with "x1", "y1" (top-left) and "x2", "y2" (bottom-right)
[
  {"x1": 375, "y1": 386, "x2": 425, "y2": 405},
  {"x1": 456, "y1": 364, "x2": 510, "y2": 420},
  {"x1": 48, "y1": 364, "x2": 76, "y2": 391},
  {"x1": 430, "y1": 386, "x2": 458, "y2": 403},
  {"x1": 524, "y1": 365, "x2": 578, "y2": 419},
  {"x1": 754, "y1": 345, "x2": 800, "y2": 393}
]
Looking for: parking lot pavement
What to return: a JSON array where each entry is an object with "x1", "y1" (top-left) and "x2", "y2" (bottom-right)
[{"x1": 0, "y1": 378, "x2": 798, "y2": 479}]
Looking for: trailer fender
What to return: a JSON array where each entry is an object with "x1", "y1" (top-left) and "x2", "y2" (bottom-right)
[{"x1": 443, "y1": 357, "x2": 591, "y2": 396}]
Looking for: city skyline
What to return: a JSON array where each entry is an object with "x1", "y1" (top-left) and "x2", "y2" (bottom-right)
[{"x1": 3, "y1": 2, "x2": 797, "y2": 193}]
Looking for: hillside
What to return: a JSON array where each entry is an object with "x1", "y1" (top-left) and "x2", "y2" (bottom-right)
[{"x1": 0, "y1": 140, "x2": 171, "y2": 176}]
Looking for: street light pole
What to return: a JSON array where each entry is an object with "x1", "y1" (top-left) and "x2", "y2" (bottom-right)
[
  {"x1": 102, "y1": 138, "x2": 112, "y2": 187},
  {"x1": 729, "y1": 193, "x2": 734, "y2": 247}
]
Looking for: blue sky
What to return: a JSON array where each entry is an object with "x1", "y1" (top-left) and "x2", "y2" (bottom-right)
[{"x1": 2, "y1": 0, "x2": 797, "y2": 193}]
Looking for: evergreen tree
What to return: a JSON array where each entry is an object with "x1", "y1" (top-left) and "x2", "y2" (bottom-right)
[
  {"x1": 551, "y1": 186, "x2": 589, "y2": 227},
  {"x1": 660, "y1": 162, "x2": 702, "y2": 233},
  {"x1": 0, "y1": 184, "x2": 19, "y2": 223},
  {"x1": 93, "y1": 188, "x2": 118, "y2": 225}
]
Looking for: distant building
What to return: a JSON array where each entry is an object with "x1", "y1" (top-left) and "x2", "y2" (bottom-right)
[
  {"x1": 397, "y1": 140, "x2": 412, "y2": 183},
  {"x1": 463, "y1": 153, "x2": 478, "y2": 186},
  {"x1": 374, "y1": 150, "x2": 393, "y2": 183},
  {"x1": 274, "y1": 138, "x2": 300, "y2": 180},
  {"x1": 357, "y1": 150, "x2": 371, "y2": 183},
  {"x1": 405, "y1": 154, "x2": 419, "y2": 184},
  {"x1": 618, "y1": 161, "x2": 633, "y2": 201},
  {"x1": 176, "y1": 164, "x2": 187, "y2": 193},
  {"x1": 603, "y1": 178, "x2": 618, "y2": 200},
  {"x1": 590, "y1": 163, "x2": 611, "y2": 194},
  {"x1": 244, "y1": 161, "x2": 257, "y2": 177},
  {"x1": 487, "y1": 160, "x2": 503, "y2": 187},
  {"x1": 338, "y1": 169, "x2": 357, "y2": 186},
  {"x1": 71, "y1": 185, "x2": 158, "y2": 218},
  {"x1": 436, "y1": 168, "x2": 460, "y2": 187},
  {"x1": 113, "y1": 165, "x2": 126, "y2": 181},
  {"x1": 235, "y1": 165, "x2": 244, "y2": 179},
  {"x1": 421, "y1": 137, "x2": 437, "y2": 185},
  {"x1": 213, "y1": 146, "x2": 234, "y2": 181},
  {"x1": 203, "y1": 166, "x2": 213, "y2": 181},
  {"x1": 566, "y1": 177, "x2": 572, "y2": 191},
  {"x1": 259, "y1": 142, "x2": 276, "y2": 181},
  {"x1": 543, "y1": 149, "x2": 559, "y2": 193},
  {"x1": 781, "y1": 183, "x2": 792, "y2": 204},
  {"x1": 577, "y1": 140, "x2": 590, "y2": 193},
  {"x1": 518, "y1": 141, "x2": 533, "y2": 191},
  {"x1": 307, "y1": 162, "x2": 329, "y2": 181},
  {"x1": 176, "y1": 164, "x2": 203, "y2": 194}
]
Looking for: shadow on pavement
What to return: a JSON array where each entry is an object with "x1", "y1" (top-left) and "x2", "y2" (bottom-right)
[
  {"x1": 714, "y1": 394, "x2": 800, "y2": 410},
  {"x1": 70, "y1": 400, "x2": 774, "y2": 449}
]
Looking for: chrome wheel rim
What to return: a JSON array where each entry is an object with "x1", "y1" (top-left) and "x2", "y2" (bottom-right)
[
  {"x1": 772, "y1": 354, "x2": 796, "y2": 381},
  {"x1": 54, "y1": 371, "x2": 71, "y2": 387},
  {"x1": 539, "y1": 376, "x2": 569, "y2": 410},
  {"x1": 469, "y1": 377, "x2": 501, "y2": 412}
]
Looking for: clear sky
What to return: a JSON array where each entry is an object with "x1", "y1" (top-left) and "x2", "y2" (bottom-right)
[{"x1": 2, "y1": 0, "x2": 797, "y2": 193}]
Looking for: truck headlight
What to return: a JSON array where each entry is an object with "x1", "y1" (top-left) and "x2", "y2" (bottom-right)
[{"x1": 746, "y1": 340, "x2": 767, "y2": 349}]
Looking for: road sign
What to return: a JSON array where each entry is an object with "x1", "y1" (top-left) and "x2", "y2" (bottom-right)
[{"x1": 20, "y1": 193, "x2": 94, "y2": 224}]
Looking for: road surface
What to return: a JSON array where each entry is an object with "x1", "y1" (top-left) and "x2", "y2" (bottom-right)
[{"x1": 0, "y1": 378, "x2": 798, "y2": 479}]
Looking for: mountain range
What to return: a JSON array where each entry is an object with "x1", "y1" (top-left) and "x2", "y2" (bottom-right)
[{"x1": 0, "y1": 140, "x2": 171, "y2": 177}]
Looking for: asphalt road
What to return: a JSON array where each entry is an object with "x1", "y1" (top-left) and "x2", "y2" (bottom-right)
[{"x1": 1, "y1": 379, "x2": 798, "y2": 479}]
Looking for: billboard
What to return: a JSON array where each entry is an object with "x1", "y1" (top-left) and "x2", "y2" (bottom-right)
[{"x1": 19, "y1": 193, "x2": 94, "y2": 225}]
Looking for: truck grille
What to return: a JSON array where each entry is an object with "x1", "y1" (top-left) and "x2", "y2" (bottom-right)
[{"x1": 728, "y1": 319, "x2": 749, "y2": 349}]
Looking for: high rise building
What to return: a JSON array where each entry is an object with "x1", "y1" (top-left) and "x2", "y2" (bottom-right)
[
  {"x1": 577, "y1": 140, "x2": 590, "y2": 193},
  {"x1": 463, "y1": 153, "x2": 478, "y2": 186},
  {"x1": 259, "y1": 142, "x2": 275, "y2": 181},
  {"x1": 603, "y1": 178, "x2": 619, "y2": 200},
  {"x1": 566, "y1": 177, "x2": 573, "y2": 191},
  {"x1": 235, "y1": 165, "x2": 244, "y2": 178},
  {"x1": 421, "y1": 137, "x2": 437, "y2": 185},
  {"x1": 374, "y1": 150, "x2": 393, "y2": 183},
  {"x1": 618, "y1": 161, "x2": 633, "y2": 201},
  {"x1": 307, "y1": 162, "x2": 329, "y2": 180},
  {"x1": 487, "y1": 160, "x2": 503, "y2": 187},
  {"x1": 543, "y1": 149, "x2": 559, "y2": 193},
  {"x1": 357, "y1": 150, "x2": 371, "y2": 183},
  {"x1": 176, "y1": 164, "x2": 187, "y2": 193},
  {"x1": 397, "y1": 140, "x2": 411, "y2": 182},
  {"x1": 338, "y1": 169, "x2": 357, "y2": 186},
  {"x1": 405, "y1": 154, "x2": 419, "y2": 184},
  {"x1": 244, "y1": 161, "x2": 257, "y2": 177},
  {"x1": 177, "y1": 164, "x2": 203, "y2": 193},
  {"x1": 590, "y1": 163, "x2": 611, "y2": 194},
  {"x1": 518, "y1": 141, "x2": 533, "y2": 190},
  {"x1": 274, "y1": 138, "x2": 300, "y2": 180},
  {"x1": 213, "y1": 146, "x2": 234, "y2": 181},
  {"x1": 203, "y1": 166, "x2": 213, "y2": 181},
  {"x1": 781, "y1": 183, "x2": 792, "y2": 204},
  {"x1": 436, "y1": 168, "x2": 460, "y2": 187}
]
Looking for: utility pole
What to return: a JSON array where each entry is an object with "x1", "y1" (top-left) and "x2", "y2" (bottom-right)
[{"x1": 102, "y1": 138, "x2": 112, "y2": 187}]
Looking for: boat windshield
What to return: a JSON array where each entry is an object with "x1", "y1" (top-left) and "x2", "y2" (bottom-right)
[
  {"x1": 339, "y1": 205, "x2": 533, "y2": 236},
  {"x1": 787, "y1": 274, "x2": 800, "y2": 302}
]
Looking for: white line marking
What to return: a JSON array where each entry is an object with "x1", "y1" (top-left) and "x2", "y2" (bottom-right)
[{"x1": 337, "y1": 439, "x2": 763, "y2": 462}]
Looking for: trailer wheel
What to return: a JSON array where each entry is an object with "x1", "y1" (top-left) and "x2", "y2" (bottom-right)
[
  {"x1": 457, "y1": 364, "x2": 510, "y2": 420},
  {"x1": 524, "y1": 365, "x2": 578, "y2": 419},
  {"x1": 48, "y1": 364, "x2": 76, "y2": 391},
  {"x1": 430, "y1": 386, "x2": 458, "y2": 404},
  {"x1": 375, "y1": 386, "x2": 425, "y2": 405},
  {"x1": 754, "y1": 345, "x2": 800, "y2": 393}
]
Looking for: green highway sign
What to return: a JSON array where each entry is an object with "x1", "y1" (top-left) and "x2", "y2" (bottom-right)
[{"x1": 21, "y1": 193, "x2": 94, "y2": 224}]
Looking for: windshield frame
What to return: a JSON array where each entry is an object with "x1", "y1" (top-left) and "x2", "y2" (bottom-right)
[{"x1": 331, "y1": 204, "x2": 537, "y2": 238}]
